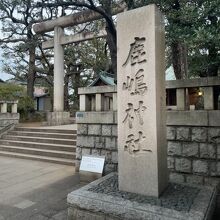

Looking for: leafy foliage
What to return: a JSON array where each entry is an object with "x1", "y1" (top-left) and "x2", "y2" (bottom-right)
[
  {"x1": 0, "y1": 0, "x2": 59, "y2": 97},
  {"x1": 125, "y1": 0, "x2": 220, "y2": 78},
  {"x1": 17, "y1": 96, "x2": 35, "y2": 118},
  {"x1": 0, "y1": 0, "x2": 112, "y2": 110},
  {"x1": 0, "y1": 83, "x2": 24, "y2": 101},
  {"x1": 64, "y1": 21, "x2": 110, "y2": 111}
]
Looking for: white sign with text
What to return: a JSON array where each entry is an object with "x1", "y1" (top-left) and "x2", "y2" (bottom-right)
[{"x1": 80, "y1": 155, "x2": 105, "y2": 173}]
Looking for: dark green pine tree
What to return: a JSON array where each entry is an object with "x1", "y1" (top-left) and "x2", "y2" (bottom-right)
[{"x1": 125, "y1": 0, "x2": 220, "y2": 79}]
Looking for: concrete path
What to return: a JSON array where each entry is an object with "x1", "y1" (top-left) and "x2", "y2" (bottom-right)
[
  {"x1": 0, "y1": 156, "x2": 82, "y2": 220},
  {"x1": 16, "y1": 124, "x2": 77, "y2": 130},
  {"x1": 37, "y1": 124, "x2": 77, "y2": 130}
]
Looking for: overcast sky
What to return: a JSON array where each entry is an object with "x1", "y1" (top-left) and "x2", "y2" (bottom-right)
[
  {"x1": 0, "y1": 19, "x2": 13, "y2": 81},
  {"x1": 0, "y1": 49, "x2": 9, "y2": 80},
  {"x1": 0, "y1": 21, "x2": 10, "y2": 81},
  {"x1": 0, "y1": 72, "x2": 11, "y2": 81},
  {"x1": 0, "y1": 48, "x2": 12, "y2": 81}
]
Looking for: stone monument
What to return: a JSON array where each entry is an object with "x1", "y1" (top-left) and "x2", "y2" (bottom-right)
[
  {"x1": 117, "y1": 4, "x2": 168, "y2": 197},
  {"x1": 67, "y1": 5, "x2": 217, "y2": 220}
]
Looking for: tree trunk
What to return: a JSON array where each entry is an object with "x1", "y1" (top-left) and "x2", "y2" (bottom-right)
[
  {"x1": 171, "y1": 41, "x2": 188, "y2": 79},
  {"x1": 207, "y1": 45, "x2": 218, "y2": 77},
  {"x1": 72, "y1": 71, "x2": 80, "y2": 111},
  {"x1": 101, "y1": 0, "x2": 117, "y2": 80},
  {"x1": 169, "y1": 0, "x2": 189, "y2": 80},
  {"x1": 207, "y1": 15, "x2": 219, "y2": 77},
  {"x1": 64, "y1": 73, "x2": 69, "y2": 111},
  {"x1": 105, "y1": 23, "x2": 117, "y2": 78},
  {"x1": 27, "y1": 45, "x2": 36, "y2": 98}
]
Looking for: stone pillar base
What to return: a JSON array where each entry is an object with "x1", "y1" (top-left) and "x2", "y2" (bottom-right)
[
  {"x1": 67, "y1": 173, "x2": 217, "y2": 220},
  {"x1": 0, "y1": 113, "x2": 20, "y2": 127},
  {"x1": 46, "y1": 112, "x2": 70, "y2": 126}
]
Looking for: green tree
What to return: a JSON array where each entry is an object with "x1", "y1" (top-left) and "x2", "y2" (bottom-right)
[
  {"x1": 0, "y1": 0, "x2": 58, "y2": 98},
  {"x1": 186, "y1": 0, "x2": 220, "y2": 77},
  {"x1": 125, "y1": 0, "x2": 220, "y2": 79},
  {"x1": 37, "y1": 0, "x2": 125, "y2": 79},
  {"x1": 64, "y1": 24, "x2": 110, "y2": 111},
  {"x1": 1, "y1": 0, "x2": 112, "y2": 111},
  {"x1": 0, "y1": 83, "x2": 24, "y2": 101},
  {"x1": 17, "y1": 96, "x2": 35, "y2": 119}
]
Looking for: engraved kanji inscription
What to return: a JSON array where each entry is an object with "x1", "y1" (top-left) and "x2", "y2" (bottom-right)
[
  {"x1": 123, "y1": 76, "x2": 134, "y2": 92},
  {"x1": 122, "y1": 103, "x2": 134, "y2": 129},
  {"x1": 124, "y1": 131, "x2": 152, "y2": 155},
  {"x1": 122, "y1": 36, "x2": 150, "y2": 156},
  {"x1": 123, "y1": 37, "x2": 147, "y2": 66},
  {"x1": 122, "y1": 69, "x2": 147, "y2": 95},
  {"x1": 123, "y1": 101, "x2": 147, "y2": 128},
  {"x1": 134, "y1": 101, "x2": 147, "y2": 125},
  {"x1": 134, "y1": 69, "x2": 147, "y2": 95}
]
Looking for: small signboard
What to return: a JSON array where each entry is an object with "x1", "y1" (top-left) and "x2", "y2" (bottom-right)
[
  {"x1": 76, "y1": 112, "x2": 84, "y2": 118},
  {"x1": 80, "y1": 155, "x2": 105, "y2": 174}
]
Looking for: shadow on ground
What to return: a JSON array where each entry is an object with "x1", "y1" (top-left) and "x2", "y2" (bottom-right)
[{"x1": 0, "y1": 174, "x2": 83, "y2": 220}]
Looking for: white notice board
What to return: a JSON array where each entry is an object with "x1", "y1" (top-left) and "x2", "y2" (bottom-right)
[{"x1": 80, "y1": 155, "x2": 105, "y2": 174}]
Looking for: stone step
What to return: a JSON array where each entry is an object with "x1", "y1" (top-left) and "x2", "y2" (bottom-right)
[
  {"x1": 0, "y1": 145, "x2": 75, "y2": 159},
  {"x1": 0, "y1": 126, "x2": 77, "y2": 166},
  {"x1": 3, "y1": 135, "x2": 76, "y2": 145},
  {"x1": 8, "y1": 131, "x2": 77, "y2": 139},
  {"x1": 0, "y1": 151, "x2": 75, "y2": 165},
  {"x1": 0, "y1": 140, "x2": 76, "y2": 152},
  {"x1": 14, "y1": 127, "x2": 77, "y2": 134}
]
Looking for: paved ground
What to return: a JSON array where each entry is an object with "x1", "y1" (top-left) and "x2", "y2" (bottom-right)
[
  {"x1": 36, "y1": 124, "x2": 77, "y2": 130},
  {"x1": 0, "y1": 156, "x2": 82, "y2": 220},
  {"x1": 0, "y1": 156, "x2": 219, "y2": 220},
  {"x1": 17, "y1": 124, "x2": 77, "y2": 130}
]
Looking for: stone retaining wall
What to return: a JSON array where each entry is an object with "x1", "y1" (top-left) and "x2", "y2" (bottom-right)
[
  {"x1": 76, "y1": 112, "x2": 118, "y2": 174},
  {"x1": 167, "y1": 126, "x2": 220, "y2": 185},
  {"x1": 0, "y1": 113, "x2": 19, "y2": 130},
  {"x1": 76, "y1": 110, "x2": 220, "y2": 185},
  {"x1": 166, "y1": 110, "x2": 220, "y2": 186}
]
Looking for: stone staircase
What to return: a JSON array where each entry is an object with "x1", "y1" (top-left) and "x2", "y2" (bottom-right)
[{"x1": 0, "y1": 127, "x2": 76, "y2": 165}]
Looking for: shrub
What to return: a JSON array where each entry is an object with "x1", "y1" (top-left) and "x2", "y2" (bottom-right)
[
  {"x1": 0, "y1": 83, "x2": 24, "y2": 101},
  {"x1": 18, "y1": 96, "x2": 35, "y2": 119}
]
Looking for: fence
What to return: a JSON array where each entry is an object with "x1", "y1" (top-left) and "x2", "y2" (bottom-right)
[
  {"x1": 79, "y1": 77, "x2": 220, "y2": 112},
  {"x1": 78, "y1": 86, "x2": 117, "y2": 112},
  {"x1": 166, "y1": 76, "x2": 220, "y2": 111},
  {"x1": 0, "y1": 100, "x2": 19, "y2": 132},
  {"x1": 0, "y1": 100, "x2": 18, "y2": 113},
  {"x1": 76, "y1": 77, "x2": 220, "y2": 184}
]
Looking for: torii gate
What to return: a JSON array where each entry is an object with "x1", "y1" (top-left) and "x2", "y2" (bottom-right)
[{"x1": 33, "y1": 6, "x2": 125, "y2": 124}]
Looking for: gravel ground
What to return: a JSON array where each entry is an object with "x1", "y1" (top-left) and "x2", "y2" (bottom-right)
[{"x1": 88, "y1": 174, "x2": 200, "y2": 212}]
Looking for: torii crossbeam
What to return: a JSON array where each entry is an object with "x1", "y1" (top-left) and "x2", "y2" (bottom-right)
[{"x1": 33, "y1": 6, "x2": 125, "y2": 117}]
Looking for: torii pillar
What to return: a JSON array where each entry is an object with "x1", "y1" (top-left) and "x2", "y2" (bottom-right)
[
  {"x1": 45, "y1": 26, "x2": 70, "y2": 125},
  {"x1": 33, "y1": 6, "x2": 126, "y2": 125},
  {"x1": 54, "y1": 26, "x2": 64, "y2": 112}
]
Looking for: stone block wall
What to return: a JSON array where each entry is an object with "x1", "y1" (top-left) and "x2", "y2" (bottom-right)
[
  {"x1": 76, "y1": 110, "x2": 220, "y2": 185},
  {"x1": 0, "y1": 113, "x2": 19, "y2": 130},
  {"x1": 166, "y1": 110, "x2": 220, "y2": 186},
  {"x1": 76, "y1": 112, "x2": 118, "y2": 174},
  {"x1": 46, "y1": 111, "x2": 70, "y2": 126},
  {"x1": 167, "y1": 126, "x2": 220, "y2": 185}
]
